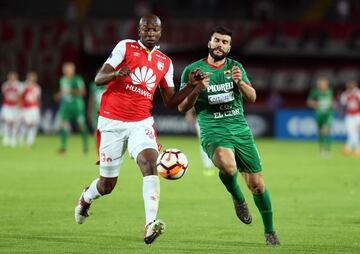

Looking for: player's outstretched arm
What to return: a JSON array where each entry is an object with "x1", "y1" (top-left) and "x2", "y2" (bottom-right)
[
  {"x1": 177, "y1": 85, "x2": 205, "y2": 113},
  {"x1": 160, "y1": 69, "x2": 208, "y2": 109},
  {"x1": 94, "y1": 64, "x2": 130, "y2": 86},
  {"x1": 178, "y1": 72, "x2": 210, "y2": 112},
  {"x1": 232, "y1": 66, "x2": 256, "y2": 103},
  {"x1": 307, "y1": 98, "x2": 318, "y2": 109}
]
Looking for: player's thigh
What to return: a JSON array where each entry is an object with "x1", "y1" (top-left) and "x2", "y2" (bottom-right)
[
  {"x1": 202, "y1": 138, "x2": 236, "y2": 173},
  {"x1": 2, "y1": 106, "x2": 18, "y2": 123},
  {"x1": 71, "y1": 106, "x2": 86, "y2": 129},
  {"x1": 98, "y1": 117, "x2": 128, "y2": 178},
  {"x1": 127, "y1": 117, "x2": 159, "y2": 161},
  {"x1": 22, "y1": 108, "x2": 40, "y2": 126},
  {"x1": 345, "y1": 116, "x2": 358, "y2": 132},
  {"x1": 233, "y1": 135, "x2": 262, "y2": 174},
  {"x1": 318, "y1": 114, "x2": 332, "y2": 133},
  {"x1": 59, "y1": 103, "x2": 70, "y2": 120}
]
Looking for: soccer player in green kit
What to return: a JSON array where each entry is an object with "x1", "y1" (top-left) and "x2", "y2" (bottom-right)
[
  {"x1": 57, "y1": 62, "x2": 89, "y2": 154},
  {"x1": 178, "y1": 27, "x2": 280, "y2": 245},
  {"x1": 307, "y1": 77, "x2": 334, "y2": 157}
]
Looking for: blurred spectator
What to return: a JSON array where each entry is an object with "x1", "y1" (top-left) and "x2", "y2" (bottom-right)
[
  {"x1": 252, "y1": 0, "x2": 274, "y2": 22},
  {"x1": 65, "y1": 0, "x2": 77, "y2": 21},
  {"x1": 134, "y1": 0, "x2": 152, "y2": 18},
  {"x1": 266, "y1": 91, "x2": 283, "y2": 109},
  {"x1": 347, "y1": 27, "x2": 360, "y2": 49},
  {"x1": 336, "y1": 0, "x2": 351, "y2": 22},
  {"x1": 298, "y1": 28, "x2": 328, "y2": 50},
  {"x1": 267, "y1": 27, "x2": 286, "y2": 48}
]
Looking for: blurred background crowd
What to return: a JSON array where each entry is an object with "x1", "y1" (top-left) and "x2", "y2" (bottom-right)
[{"x1": 0, "y1": 0, "x2": 359, "y2": 139}]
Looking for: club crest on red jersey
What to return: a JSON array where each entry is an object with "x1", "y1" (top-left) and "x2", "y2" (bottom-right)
[{"x1": 157, "y1": 61, "x2": 164, "y2": 71}]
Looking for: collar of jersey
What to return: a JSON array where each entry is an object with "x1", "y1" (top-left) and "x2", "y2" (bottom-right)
[
  {"x1": 137, "y1": 40, "x2": 160, "y2": 61},
  {"x1": 204, "y1": 57, "x2": 226, "y2": 69}
]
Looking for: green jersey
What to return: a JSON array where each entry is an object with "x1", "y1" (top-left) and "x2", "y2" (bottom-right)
[
  {"x1": 308, "y1": 88, "x2": 333, "y2": 115},
  {"x1": 89, "y1": 82, "x2": 107, "y2": 114},
  {"x1": 181, "y1": 58, "x2": 251, "y2": 139},
  {"x1": 60, "y1": 75, "x2": 85, "y2": 107}
]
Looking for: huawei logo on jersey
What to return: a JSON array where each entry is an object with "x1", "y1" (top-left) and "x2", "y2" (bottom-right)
[{"x1": 131, "y1": 66, "x2": 156, "y2": 91}]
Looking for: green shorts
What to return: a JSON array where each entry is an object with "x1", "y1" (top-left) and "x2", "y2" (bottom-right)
[
  {"x1": 60, "y1": 102, "x2": 86, "y2": 125},
  {"x1": 201, "y1": 132, "x2": 262, "y2": 173},
  {"x1": 316, "y1": 113, "x2": 332, "y2": 129}
]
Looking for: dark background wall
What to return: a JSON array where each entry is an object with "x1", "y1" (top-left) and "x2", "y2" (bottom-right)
[{"x1": 1, "y1": 0, "x2": 360, "y2": 136}]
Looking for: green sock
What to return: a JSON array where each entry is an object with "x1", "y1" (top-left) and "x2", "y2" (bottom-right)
[
  {"x1": 253, "y1": 188, "x2": 274, "y2": 233},
  {"x1": 60, "y1": 128, "x2": 68, "y2": 150},
  {"x1": 324, "y1": 134, "x2": 331, "y2": 151},
  {"x1": 218, "y1": 171, "x2": 245, "y2": 203},
  {"x1": 80, "y1": 128, "x2": 89, "y2": 152},
  {"x1": 319, "y1": 134, "x2": 325, "y2": 151}
]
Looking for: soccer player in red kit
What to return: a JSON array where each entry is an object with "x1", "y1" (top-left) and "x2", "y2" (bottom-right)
[
  {"x1": 74, "y1": 14, "x2": 204, "y2": 244},
  {"x1": 1, "y1": 71, "x2": 22, "y2": 147},
  {"x1": 340, "y1": 80, "x2": 360, "y2": 157},
  {"x1": 19, "y1": 72, "x2": 41, "y2": 147}
]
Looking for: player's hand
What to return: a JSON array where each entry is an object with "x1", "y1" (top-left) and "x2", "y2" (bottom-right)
[
  {"x1": 71, "y1": 89, "x2": 82, "y2": 96},
  {"x1": 232, "y1": 66, "x2": 243, "y2": 85},
  {"x1": 188, "y1": 68, "x2": 208, "y2": 86},
  {"x1": 114, "y1": 66, "x2": 131, "y2": 78},
  {"x1": 198, "y1": 75, "x2": 210, "y2": 91}
]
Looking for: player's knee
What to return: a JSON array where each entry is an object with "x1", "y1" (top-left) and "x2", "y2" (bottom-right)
[
  {"x1": 246, "y1": 174, "x2": 265, "y2": 194},
  {"x1": 137, "y1": 152, "x2": 157, "y2": 176},
  {"x1": 217, "y1": 161, "x2": 237, "y2": 175},
  {"x1": 249, "y1": 181, "x2": 265, "y2": 194}
]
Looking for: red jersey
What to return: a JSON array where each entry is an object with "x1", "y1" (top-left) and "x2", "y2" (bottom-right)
[
  {"x1": 21, "y1": 82, "x2": 41, "y2": 108},
  {"x1": 99, "y1": 39, "x2": 175, "y2": 121},
  {"x1": 340, "y1": 88, "x2": 360, "y2": 115},
  {"x1": 1, "y1": 81, "x2": 21, "y2": 106}
]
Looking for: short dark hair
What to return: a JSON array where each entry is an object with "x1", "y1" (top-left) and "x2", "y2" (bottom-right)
[{"x1": 211, "y1": 26, "x2": 232, "y2": 37}]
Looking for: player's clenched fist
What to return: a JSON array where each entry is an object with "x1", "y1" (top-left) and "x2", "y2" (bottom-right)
[
  {"x1": 188, "y1": 68, "x2": 206, "y2": 85},
  {"x1": 115, "y1": 66, "x2": 131, "y2": 78},
  {"x1": 232, "y1": 66, "x2": 243, "y2": 85},
  {"x1": 199, "y1": 74, "x2": 210, "y2": 90}
]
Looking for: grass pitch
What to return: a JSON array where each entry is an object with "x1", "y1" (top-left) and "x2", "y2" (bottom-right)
[{"x1": 0, "y1": 135, "x2": 359, "y2": 254}]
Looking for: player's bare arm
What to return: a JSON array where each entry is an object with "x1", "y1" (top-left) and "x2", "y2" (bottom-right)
[
  {"x1": 307, "y1": 99, "x2": 318, "y2": 109},
  {"x1": 178, "y1": 71, "x2": 210, "y2": 113},
  {"x1": 71, "y1": 87, "x2": 85, "y2": 97},
  {"x1": 160, "y1": 69, "x2": 206, "y2": 108},
  {"x1": 232, "y1": 66, "x2": 256, "y2": 103},
  {"x1": 94, "y1": 64, "x2": 131, "y2": 86}
]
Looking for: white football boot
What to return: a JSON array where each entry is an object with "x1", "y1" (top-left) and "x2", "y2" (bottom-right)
[
  {"x1": 74, "y1": 188, "x2": 91, "y2": 224},
  {"x1": 144, "y1": 219, "x2": 166, "y2": 244}
]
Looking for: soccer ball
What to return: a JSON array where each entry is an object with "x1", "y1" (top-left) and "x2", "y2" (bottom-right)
[{"x1": 156, "y1": 149, "x2": 189, "y2": 180}]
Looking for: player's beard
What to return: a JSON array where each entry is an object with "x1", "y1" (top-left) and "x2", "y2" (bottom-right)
[{"x1": 209, "y1": 47, "x2": 228, "y2": 62}]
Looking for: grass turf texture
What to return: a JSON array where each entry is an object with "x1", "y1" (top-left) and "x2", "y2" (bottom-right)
[{"x1": 0, "y1": 135, "x2": 359, "y2": 254}]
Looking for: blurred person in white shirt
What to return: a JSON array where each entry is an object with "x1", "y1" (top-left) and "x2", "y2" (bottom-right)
[
  {"x1": 340, "y1": 80, "x2": 360, "y2": 157},
  {"x1": 1, "y1": 71, "x2": 22, "y2": 147},
  {"x1": 18, "y1": 72, "x2": 41, "y2": 147}
]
